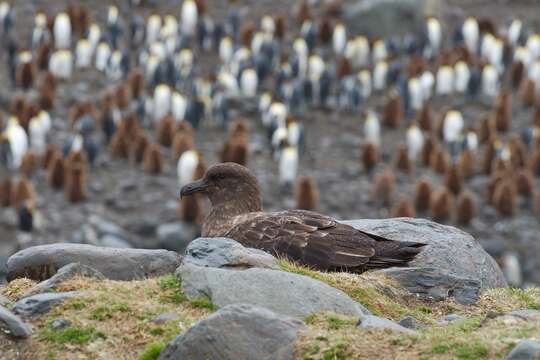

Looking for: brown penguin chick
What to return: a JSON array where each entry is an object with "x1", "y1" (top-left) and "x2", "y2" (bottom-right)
[
  {"x1": 0, "y1": 177, "x2": 13, "y2": 207},
  {"x1": 173, "y1": 132, "x2": 194, "y2": 160},
  {"x1": 509, "y1": 61, "x2": 524, "y2": 89},
  {"x1": 19, "y1": 151, "x2": 39, "y2": 177},
  {"x1": 35, "y1": 42, "x2": 51, "y2": 71},
  {"x1": 493, "y1": 180, "x2": 516, "y2": 217},
  {"x1": 360, "y1": 142, "x2": 379, "y2": 173},
  {"x1": 371, "y1": 169, "x2": 395, "y2": 208},
  {"x1": 532, "y1": 106, "x2": 540, "y2": 127},
  {"x1": 487, "y1": 171, "x2": 507, "y2": 205},
  {"x1": 115, "y1": 83, "x2": 131, "y2": 110},
  {"x1": 274, "y1": 14, "x2": 286, "y2": 40},
  {"x1": 124, "y1": 113, "x2": 141, "y2": 141},
  {"x1": 418, "y1": 103, "x2": 433, "y2": 132},
  {"x1": 295, "y1": 176, "x2": 319, "y2": 211},
  {"x1": 42, "y1": 144, "x2": 59, "y2": 169},
  {"x1": 193, "y1": 156, "x2": 208, "y2": 180},
  {"x1": 458, "y1": 148, "x2": 476, "y2": 180},
  {"x1": 519, "y1": 78, "x2": 536, "y2": 107},
  {"x1": 180, "y1": 163, "x2": 425, "y2": 272},
  {"x1": 128, "y1": 68, "x2": 145, "y2": 99},
  {"x1": 530, "y1": 148, "x2": 540, "y2": 176},
  {"x1": 493, "y1": 91, "x2": 511, "y2": 132},
  {"x1": 456, "y1": 191, "x2": 476, "y2": 226},
  {"x1": 391, "y1": 196, "x2": 416, "y2": 218},
  {"x1": 430, "y1": 146, "x2": 449, "y2": 174},
  {"x1": 11, "y1": 95, "x2": 27, "y2": 121},
  {"x1": 229, "y1": 118, "x2": 249, "y2": 138},
  {"x1": 47, "y1": 153, "x2": 65, "y2": 189},
  {"x1": 510, "y1": 136, "x2": 528, "y2": 169},
  {"x1": 16, "y1": 58, "x2": 34, "y2": 90},
  {"x1": 143, "y1": 143, "x2": 163, "y2": 175},
  {"x1": 336, "y1": 57, "x2": 352, "y2": 79},
  {"x1": 132, "y1": 133, "x2": 150, "y2": 164},
  {"x1": 240, "y1": 21, "x2": 256, "y2": 47},
  {"x1": 322, "y1": 0, "x2": 343, "y2": 17},
  {"x1": 177, "y1": 121, "x2": 194, "y2": 138},
  {"x1": 194, "y1": 0, "x2": 207, "y2": 15},
  {"x1": 393, "y1": 144, "x2": 412, "y2": 173},
  {"x1": 11, "y1": 177, "x2": 35, "y2": 210},
  {"x1": 430, "y1": 188, "x2": 453, "y2": 222},
  {"x1": 443, "y1": 163, "x2": 464, "y2": 195},
  {"x1": 222, "y1": 138, "x2": 250, "y2": 166},
  {"x1": 383, "y1": 92, "x2": 403, "y2": 128},
  {"x1": 318, "y1": 17, "x2": 332, "y2": 44},
  {"x1": 179, "y1": 195, "x2": 202, "y2": 224},
  {"x1": 38, "y1": 70, "x2": 57, "y2": 93},
  {"x1": 65, "y1": 150, "x2": 89, "y2": 170},
  {"x1": 110, "y1": 128, "x2": 130, "y2": 159},
  {"x1": 478, "y1": 114, "x2": 496, "y2": 144},
  {"x1": 414, "y1": 177, "x2": 432, "y2": 213},
  {"x1": 296, "y1": 0, "x2": 311, "y2": 24},
  {"x1": 64, "y1": 164, "x2": 86, "y2": 203},
  {"x1": 515, "y1": 169, "x2": 534, "y2": 197},
  {"x1": 420, "y1": 136, "x2": 437, "y2": 167},
  {"x1": 39, "y1": 84, "x2": 55, "y2": 110},
  {"x1": 157, "y1": 115, "x2": 175, "y2": 147},
  {"x1": 481, "y1": 140, "x2": 496, "y2": 175}
]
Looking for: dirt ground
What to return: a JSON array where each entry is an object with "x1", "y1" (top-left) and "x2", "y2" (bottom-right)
[{"x1": 0, "y1": 0, "x2": 540, "y2": 285}]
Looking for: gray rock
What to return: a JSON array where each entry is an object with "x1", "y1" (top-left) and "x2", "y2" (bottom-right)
[
  {"x1": 158, "y1": 304, "x2": 303, "y2": 360},
  {"x1": 157, "y1": 223, "x2": 200, "y2": 253},
  {"x1": 0, "y1": 294, "x2": 11, "y2": 307},
  {"x1": 51, "y1": 318, "x2": 71, "y2": 329},
  {"x1": 344, "y1": 0, "x2": 441, "y2": 39},
  {"x1": 12, "y1": 292, "x2": 82, "y2": 317},
  {"x1": 343, "y1": 218, "x2": 507, "y2": 289},
  {"x1": 357, "y1": 315, "x2": 418, "y2": 335},
  {"x1": 398, "y1": 316, "x2": 422, "y2": 329},
  {"x1": 438, "y1": 314, "x2": 465, "y2": 323},
  {"x1": 177, "y1": 262, "x2": 368, "y2": 319},
  {"x1": 22, "y1": 263, "x2": 105, "y2": 297},
  {"x1": 0, "y1": 305, "x2": 33, "y2": 338},
  {"x1": 506, "y1": 340, "x2": 540, "y2": 360},
  {"x1": 380, "y1": 267, "x2": 481, "y2": 305},
  {"x1": 7, "y1": 244, "x2": 182, "y2": 281},
  {"x1": 99, "y1": 234, "x2": 133, "y2": 248},
  {"x1": 152, "y1": 312, "x2": 180, "y2": 324},
  {"x1": 507, "y1": 310, "x2": 540, "y2": 320},
  {"x1": 184, "y1": 238, "x2": 279, "y2": 269},
  {"x1": 88, "y1": 215, "x2": 128, "y2": 240}
]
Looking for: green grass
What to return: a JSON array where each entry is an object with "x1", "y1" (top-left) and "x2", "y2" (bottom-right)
[
  {"x1": 89, "y1": 301, "x2": 132, "y2": 321},
  {"x1": 40, "y1": 324, "x2": 106, "y2": 344},
  {"x1": 139, "y1": 341, "x2": 166, "y2": 360},
  {"x1": 454, "y1": 341, "x2": 489, "y2": 360},
  {"x1": 189, "y1": 297, "x2": 218, "y2": 311},
  {"x1": 508, "y1": 288, "x2": 540, "y2": 310},
  {"x1": 322, "y1": 341, "x2": 349, "y2": 360},
  {"x1": 325, "y1": 315, "x2": 352, "y2": 330},
  {"x1": 157, "y1": 274, "x2": 187, "y2": 304}
]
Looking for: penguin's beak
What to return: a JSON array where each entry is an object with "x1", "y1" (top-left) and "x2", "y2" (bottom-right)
[{"x1": 180, "y1": 179, "x2": 208, "y2": 198}]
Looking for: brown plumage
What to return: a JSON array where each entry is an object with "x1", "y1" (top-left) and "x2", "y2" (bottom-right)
[
  {"x1": 0, "y1": 177, "x2": 12, "y2": 207},
  {"x1": 493, "y1": 91, "x2": 511, "y2": 132},
  {"x1": 510, "y1": 136, "x2": 528, "y2": 169},
  {"x1": 39, "y1": 84, "x2": 55, "y2": 110},
  {"x1": 371, "y1": 169, "x2": 395, "y2": 207},
  {"x1": 173, "y1": 132, "x2": 194, "y2": 160},
  {"x1": 322, "y1": 0, "x2": 343, "y2": 17},
  {"x1": 487, "y1": 171, "x2": 506, "y2": 205},
  {"x1": 177, "y1": 121, "x2": 194, "y2": 137},
  {"x1": 414, "y1": 177, "x2": 432, "y2": 213},
  {"x1": 530, "y1": 148, "x2": 540, "y2": 176},
  {"x1": 458, "y1": 149, "x2": 476, "y2": 179},
  {"x1": 533, "y1": 106, "x2": 540, "y2": 127},
  {"x1": 64, "y1": 164, "x2": 86, "y2": 203},
  {"x1": 519, "y1": 78, "x2": 536, "y2": 107},
  {"x1": 481, "y1": 140, "x2": 496, "y2": 175},
  {"x1": 456, "y1": 191, "x2": 476, "y2": 226},
  {"x1": 143, "y1": 143, "x2": 163, "y2": 175},
  {"x1": 336, "y1": 57, "x2": 352, "y2": 79},
  {"x1": 157, "y1": 115, "x2": 175, "y2": 147},
  {"x1": 19, "y1": 151, "x2": 39, "y2": 177},
  {"x1": 515, "y1": 169, "x2": 534, "y2": 197},
  {"x1": 180, "y1": 163, "x2": 425, "y2": 272},
  {"x1": 391, "y1": 196, "x2": 416, "y2": 218},
  {"x1": 430, "y1": 146, "x2": 449, "y2": 174},
  {"x1": 194, "y1": 0, "x2": 207, "y2": 15},
  {"x1": 360, "y1": 142, "x2": 379, "y2": 173},
  {"x1": 318, "y1": 17, "x2": 332, "y2": 44},
  {"x1": 47, "y1": 153, "x2": 65, "y2": 189},
  {"x1": 295, "y1": 176, "x2": 319, "y2": 211},
  {"x1": 11, "y1": 177, "x2": 35, "y2": 210},
  {"x1": 115, "y1": 83, "x2": 131, "y2": 110},
  {"x1": 430, "y1": 188, "x2": 453, "y2": 222},
  {"x1": 16, "y1": 60, "x2": 34, "y2": 90},
  {"x1": 274, "y1": 14, "x2": 286, "y2": 39},
  {"x1": 179, "y1": 195, "x2": 202, "y2": 224},
  {"x1": 193, "y1": 156, "x2": 207, "y2": 180},
  {"x1": 42, "y1": 144, "x2": 59, "y2": 169},
  {"x1": 394, "y1": 144, "x2": 412, "y2": 173},
  {"x1": 124, "y1": 113, "x2": 141, "y2": 141},
  {"x1": 509, "y1": 61, "x2": 524, "y2": 89},
  {"x1": 110, "y1": 128, "x2": 130, "y2": 159},
  {"x1": 443, "y1": 163, "x2": 464, "y2": 195},
  {"x1": 383, "y1": 92, "x2": 403, "y2": 128},
  {"x1": 128, "y1": 68, "x2": 145, "y2": 99},
  {"x1": 36, "y1": 42, "x2": 51, "y2": 71},
  {"x1": 493, "y1": 180, "x2": 516, "y2": 217},
  {"x1": 132, "y1": 133, "x2": 150, "y2": 164},
  {"x1": 222, "y1": 138, "x2": 249, "y2": 165},
  {"x1": 296, "y1": 0, "x2": 311, "y2": 24},
  {"x1": 420, "y1": 136, "x2": 436, "y2": 167},
  {"x1": 418, "y1": 104, "x2": 433, "y2": 132},
  {"x1": 240, "y1": 21, "x2": 256, "y2": 47},
  {"x1": 478, "y1": 114, "x2": 495, "y2": 144}
]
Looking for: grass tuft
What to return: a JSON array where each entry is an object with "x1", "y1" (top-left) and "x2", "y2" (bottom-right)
[{"x1": 139, "y1": 341, "x2": 166, "y2": 360}]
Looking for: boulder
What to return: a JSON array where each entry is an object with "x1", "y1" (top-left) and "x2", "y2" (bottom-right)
[
  {"x1": 184, "y1": 238, "x2": 279, "y2": 269},
  {"x1": 380, "y1": 267, "x2": 481, "y2": 305},
  {"x1": 342, "y1": 218, "x2": 507, "y2": 289},
  {"x1": 357, "y1": 315, "x2": 418, "y2": 335},
  {"x1": 506, "y1": 340, "x2": 540, "y2": 360},
  {"x1": 7, "y1": 244, "x2": 182, "y2": 281},
  {"x1": 152, "y1": 312, "x2": 180, "y2": 325},
  {"x1": 0, "y1": 305, "x2": 33, "y2": 338},
  {"x1": 398, "y1": 316, "x2": 423, "y2": 329},
  {"x1": 157, "y1": 223, "x2": 200, "y2": 253},
  {"x1": 22, "y1": 263, "x2": 105, "y2": 297},
  {"x1": 506, "y1": 309, "x2": 540, "y2": 320},
  {"x1": 438, "y1": 314, "x2": 465, "y2": 324},
  {"x1": 344, "y1": 0, "x2": 441, "y2": 38},
  {"x1": 177, "y1": 262, "x2": 368, "y2": 319},
  {"x1": 12, "y1": 292, "x2": 83, "y2": 317},
  {"x1": 158, "y1": 304, "x2": 303, "y2": 360},
  {"x1": 99, "y1": 234, "x2": 133, "y2": 248}
]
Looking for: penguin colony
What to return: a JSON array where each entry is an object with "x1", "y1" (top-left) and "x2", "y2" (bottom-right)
[{"x1": 0, "y1": 1, "x2": 538, "y2": 283}]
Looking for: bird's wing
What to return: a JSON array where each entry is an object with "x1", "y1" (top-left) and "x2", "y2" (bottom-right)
[{"x1": 225, "y1": 209, "x2": 377, "y2": 270}]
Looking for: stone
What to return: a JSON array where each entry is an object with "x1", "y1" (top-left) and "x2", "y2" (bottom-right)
[
  {"x1": 99, "y1": 234, "x2": 133, "y2": 248},
  {"x1": 22, "y1": 263, "x2": 105, "y2": 297},
  {"x1": 157, "y1": 223, "x2": 200, "y2": 254},
  {"x1": 152, "y1": 312, "x2": 180, "y2": 325},
  {"x1": 380, "y1": 267, "x2": 481, "y2": 305},
  {"x1": 0, "y1": 305, "x2": 33, "y2": 338},
  {"x1": 344, "y1": 0, "x2": 441, "y2": 39},
  {"x1": 158, "y1": 304, "x2": 303, "y2": 360},
  {"x1": 177, "y1": 262, "x2": 368, "y2": 319},
  {"x1": 506, "y1": 340, "x2": 540, "y2": 360},
  {"x1": 51, "y1": 318, "x2": 71, "y2": 329},
  {"x1": 7, "y1": 244, "x2": 182, "y2": 281},
  {"x1": 398, "y1": 316, "x2": 422, "y2": 329},
  {"x1": 438, "y1": 314, "x2": 465, "y2": 323},
  {"x1": 184, "y1": 238, "x2": 279, "y2": 269},
  {"x1": 357, "y1": 315, "x2": 418, "y2": 335},
  {"x1": 12, "y1": 292, "x2": 83, "y2": 317},
  {"x1": 0, "y1": 294, "x2": 11, "y2": 307},
  {"x1": 343, "y1": 218, "x2": 507, "y2": 289},
  {"x1": 507, "y1": 309, "x2": 540, "y2": 320},
  {"x1": 88, "y1": 215, "x2": 129, "y2": 240}
]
